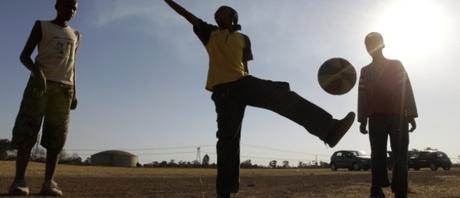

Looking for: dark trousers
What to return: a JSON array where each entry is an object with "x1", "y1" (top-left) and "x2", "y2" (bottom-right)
[
  {"x1": 212, "y1": 76, "x2": 335, "y2": 193},
  {"x1": 369, "y1": 114, "x2": 409, "y2": 197}
]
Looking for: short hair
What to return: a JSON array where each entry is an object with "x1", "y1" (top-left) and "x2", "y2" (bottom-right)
[
  {"x1": 55, "y1": 0, "x2": 77, "y2": 8},
  {"x1": 214, "y1": 6, "x2": 242, "y2": 31},
  {"x1": 365, "y1": 32, "x2": 385, "y2": 50}
]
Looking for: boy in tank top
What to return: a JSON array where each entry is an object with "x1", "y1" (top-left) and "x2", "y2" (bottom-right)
[{"x1": 9, "y1": 0, "x2": 80, "y2": 196}]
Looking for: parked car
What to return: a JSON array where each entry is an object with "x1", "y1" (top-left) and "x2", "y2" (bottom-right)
[
  {"x1": 410, "y1": 151, "x2": 452, "y2": 171},
  {"x1": 330, "y1": 150, "x2": 371, "y2": 171},
  {"x1": 387, "y1": 150, "x2": 452, "y2": 171}
]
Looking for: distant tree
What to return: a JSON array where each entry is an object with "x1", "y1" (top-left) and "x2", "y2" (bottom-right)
[
  {"x1": 159, "y1": 161, "x2": 168, "y2": 167},
  {"x1": 425, "y1": 147, "x2": 437, "y2": 151},
  {"x1": 168, "y1": 159, "x2": 177, "y2": 167},
  {"x1": 202, "y1": 154, "x2": 210, "y2": 166},
  {"x1": 178, "y1": 160, "x2": 187, "y2": 167},
  {"x1": 298, "y1": 161, "x2": 306, "y2": 168},
  {"x1": 143, "y1": 163, "x2": 153, "y2": 167},
  {"x1": 6, "y1": 150, "x2": 17, "y2": 160},
  {"x1": 0, "y1": 151, "x2": 7, "y2": 160},
  {"x1": 311, "y1": 160, "x2": 318, "y2": 167},
  {"x1": 59, "y1": 152, "x2": 82, "y2": 164},
  {"x1": 269, "y1": 160, "x2": 277, "y2": 168},
  {"x1": 59, "y1": 149, "x2": 68, "y2": 161},
  {"x1": 241, "y1": 160, "x2": 252, "y2": 168},
  {"x1": 210, "y1": 162, "x2": 217, "y2": 168},
  {"x1": 192, "y1": 160, "x2": 201, "y2": 166},
  {"x1": 282, "y1": 160, "x2": 289, "y2": 168},
  {"x1": 84, "y1": 157, "x2": 91, "y2": 165},
  {"x1": 70, "y1": 153, "x2": 81, "y2": 161},
  {"x1": 0, "y1": 139, "x2": 11, "y2": 160}
]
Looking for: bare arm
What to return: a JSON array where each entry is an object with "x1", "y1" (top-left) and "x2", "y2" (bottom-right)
[
  {"x1": 164, "y1": 0, "x2": 200, "y2": 26},
  {"x1": 20, "y1": 21, "x2": 47, "y2": 94},
  {"x1": 20, "y1": 21, "x2": 44, "y2": 78}
]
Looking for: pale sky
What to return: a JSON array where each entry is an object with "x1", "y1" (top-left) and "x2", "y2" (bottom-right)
[{"x1": 1, "y1": 0, "x2": 459, "y2": 165}]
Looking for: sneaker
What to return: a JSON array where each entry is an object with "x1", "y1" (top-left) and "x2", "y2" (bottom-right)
[
  {"x1": 326, "y1": 112, "x2": 355, "y2": 147},
  {"x1": 40, "y1": 180, "x2": 63, "y2": 196},
  {"x1": 9, "y1": 180, "x2": 29, "y2": 196}
]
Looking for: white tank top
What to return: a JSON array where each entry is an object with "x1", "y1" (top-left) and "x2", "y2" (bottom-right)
[{"x1": 35, "y1": 21, "x2": 79, "y2": 85}]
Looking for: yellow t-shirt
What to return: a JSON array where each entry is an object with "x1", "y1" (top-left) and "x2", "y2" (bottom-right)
[{"x1": 193, "y1": 20, "x2": 253, "y2": 91}]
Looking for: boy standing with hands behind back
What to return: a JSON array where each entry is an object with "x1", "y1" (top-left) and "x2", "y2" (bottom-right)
[{"x1": 9, "y1": 0, "x2": 80, "y2": 196}]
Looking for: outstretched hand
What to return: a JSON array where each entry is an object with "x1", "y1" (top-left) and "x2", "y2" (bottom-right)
[
  {"x1": 164, "y1": 0, "x2": 200, "y2": 26},
  {"x1": 360, "y1": 122, "x2": 368, "y2": 134},
  {"x1": 409, "y1": 118, "x2": 416, "y2": 132}
]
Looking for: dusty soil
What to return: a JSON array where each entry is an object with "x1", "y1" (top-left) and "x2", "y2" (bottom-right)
[{"x1": 1, "y1": 161, "x2": 459, "y2": 197}]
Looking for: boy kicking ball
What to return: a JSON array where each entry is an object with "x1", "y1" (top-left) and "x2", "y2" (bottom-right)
[{"x1": 164, "y1": 1, "x2": 355, "y2": 197}]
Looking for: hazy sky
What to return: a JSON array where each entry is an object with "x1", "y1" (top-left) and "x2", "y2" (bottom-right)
[{"x1": 1, "y1": 0, "x2": 459, "y2": 165}]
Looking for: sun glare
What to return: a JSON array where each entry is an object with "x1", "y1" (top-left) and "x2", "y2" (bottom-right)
[{"x1": 372, "y1": 0, "x2": 451, "y2": 61}]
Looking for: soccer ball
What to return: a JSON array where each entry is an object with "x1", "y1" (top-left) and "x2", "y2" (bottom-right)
[{"x1": 318, "y1": 58, "x2": 356, "y2": 95}]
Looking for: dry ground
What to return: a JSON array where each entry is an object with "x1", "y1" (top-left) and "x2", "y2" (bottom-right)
[{"x1": 1, "y1": 161, "x2": 459, "y2": 197}]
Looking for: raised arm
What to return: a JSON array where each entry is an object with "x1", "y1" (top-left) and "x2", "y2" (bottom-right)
[{"x1": 164, "y1": 0, "x2": 200, "y2": 26}]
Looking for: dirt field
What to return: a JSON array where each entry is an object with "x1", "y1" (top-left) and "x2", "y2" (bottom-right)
[{"x1": 1, "y1": 161, "x2": 459, "y2": 197}]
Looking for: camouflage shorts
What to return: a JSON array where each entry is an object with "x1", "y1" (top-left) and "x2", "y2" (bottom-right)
[{"x1": 11, "y1": 77, "x2": 73, "y2": 152}]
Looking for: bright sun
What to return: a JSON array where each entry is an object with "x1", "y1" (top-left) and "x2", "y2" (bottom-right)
[{"x1": 372, "y1": 0, "x2": 451, "y2": 61}]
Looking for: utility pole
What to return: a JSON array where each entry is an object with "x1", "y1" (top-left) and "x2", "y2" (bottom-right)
[
  {"x1": 196, "y1": 147, "x2": 201, "y2": 163},
  {"x1": 315, "y1": 155, "x2": 318, "y2": 167}
]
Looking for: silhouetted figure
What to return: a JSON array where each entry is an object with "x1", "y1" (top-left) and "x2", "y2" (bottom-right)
[
  {"x1": 164, "y1": 1, "x2": 355, "y2": 197},
  {"x1": 9, "y1": 0, "x2": 80, "y2": 196},
  {"x1": 358, "y1": 32, "x2": 418, "y2": 198}
]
